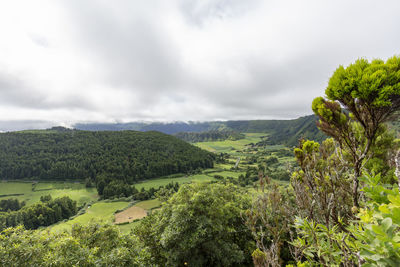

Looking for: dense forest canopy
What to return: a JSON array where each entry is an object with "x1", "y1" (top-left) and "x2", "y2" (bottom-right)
[
  {"x1": 0, "y1": 195, "x2": 77, "y2": 231},
  {"x1": 0, "y1": 130, "x2": 214, "y2": 183}
]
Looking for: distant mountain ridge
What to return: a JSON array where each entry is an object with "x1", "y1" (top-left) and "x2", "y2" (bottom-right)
[{"x1": 74, "y1": 115, "x2": 326, "y2": 146}]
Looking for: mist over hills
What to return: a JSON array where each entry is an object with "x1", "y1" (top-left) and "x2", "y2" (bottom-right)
[{"x1": 74, "y1": 115, "x2": 326, "y2": 146}]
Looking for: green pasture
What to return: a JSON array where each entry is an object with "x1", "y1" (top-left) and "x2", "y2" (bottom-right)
[
  {"x1": 211, "y1": 171, "x2": 245, "y2": 179},
  {"x1": 133, "y1": 174, "x2": 215, "y2": 190},
  {"x1": 195, "y1": 133, "x2": 265, "y2": 153},
  {"x1": 51, "y1": 201, "x2": 130, "y2": 233},
  {"x1": 134, "y1": 199, "x2": 161, "y2": 210},
  {"x1": 0, "y1": 181, "x2": 32, "y2": 196},
  {"x1": 0, "y1": 181, "x2": 98, "y2": 206},
  {"x1": 117, "y1": 220, "x2": 141, "y2": 233},
  {"x1": 116, "y1": 199, "x2": 162, "y2": 234},
  {"x1": 214, "y1": 163, "x2": 234, "y2": 170}
]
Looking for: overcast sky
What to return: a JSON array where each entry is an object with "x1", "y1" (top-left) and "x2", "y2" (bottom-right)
[{"x1": 0, "y1": 0, "x2": 399, "y2": 130}]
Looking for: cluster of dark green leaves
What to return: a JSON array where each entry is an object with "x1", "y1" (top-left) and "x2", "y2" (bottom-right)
[
  {"x1": 135, "y1": 182, "x2": 254, "y2": 266},
  {"x1": 0, "y1": 195, "x2": 77, "y2": 231},
  {"x1": 134, "y1": 181, "x2": 179, "y2": 201},
  {"x1": 0, "y1": 198, "x2": 26, "y2": 212},
  {"x1": 0, "y1": 223, "x2": 150, "y2": 267}
]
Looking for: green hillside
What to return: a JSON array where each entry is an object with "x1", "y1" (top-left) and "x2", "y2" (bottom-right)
[
  {"x1": 75, "y1": 115, "x2": 325, "y2": 146},
  {"x1": 225, "y1": 115, "x2": 326, "y2": 146},
  {"x1": 0, "y1": 130, "x2": 214, "y2": 183}
]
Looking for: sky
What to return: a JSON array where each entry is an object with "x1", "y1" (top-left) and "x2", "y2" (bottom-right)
[{"x1": 0, "y1": 0, "x2": 399, "y2": 130}]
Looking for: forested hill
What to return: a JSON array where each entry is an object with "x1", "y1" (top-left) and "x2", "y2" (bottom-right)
[
  {"x1": 74, "y1": 115, "x2": 325, "y2": 146},
  {"x1": 0, "y1": 130, "x2": 214, "y2": 182},
  {"x1": 174, "y1": 130, "x2": 245, "y2": 142},
  {"x1": 226, "y1": 115, "x2": 326, "y2": 146},
  {"x1": 74, "y1": 121, "x2": 219, "y2": 134}
]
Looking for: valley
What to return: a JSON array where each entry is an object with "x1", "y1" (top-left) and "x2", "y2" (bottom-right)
[{"x1": 0, "y1": 131, "x2": 295, "y2": 234}]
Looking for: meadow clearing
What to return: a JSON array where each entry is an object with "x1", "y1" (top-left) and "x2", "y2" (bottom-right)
[{"x1": 0, "y1": 181, "x2": 98, "y2": 206}]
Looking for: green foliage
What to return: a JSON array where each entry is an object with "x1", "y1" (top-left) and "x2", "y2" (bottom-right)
[
  {"x1": 326, "y1": 57, "x2": 400, "y2": 109},
  {"x1": 0, "y1": 198, "x2": 25, "y2": 212},
  {"x1": 0, "y1": 222, "x2": 150, "y2": 266},
  {"x1": 353, "y1": 173, "x2": 400, "y2": 265},
  {"x1": 312, "y1": 56, "x2": 400, "y2": 207},
  {"x1": 51, "y1": 201, "x2": 130, "y2": 232},
  {"x1": 0, "y1": 196, "x2": 77, "y2": 231},
  {"x1": 292, "y1": 217, "x2": 358, "y2": 266},
  {"x1": 0, "y1": 130, "x2": 214, "y2": 182},
  {"x1": 246, "y1": 179, "x2": 297, "y2": 266},
  {"x1": 292, "y1": 138, "x2": 353, "y2": 226},
  {"x1": 293, "y1": 173, "x2": 400, "y2": 266},
  {"x1": 289, "y1": 56, "x2": 400, "y2": 266},
  {"x1": 135, "y1": 182, "x2": 254, "y2": 266}
]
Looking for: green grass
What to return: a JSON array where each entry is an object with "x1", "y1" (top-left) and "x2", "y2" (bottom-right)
[
  {"x1": 214, "y1": 163, "x2": 234, "y2": 169},
  {"x1": 0, "y1": 182, "x2": 98, "y2": 206},
  {"x1": 51, "y1": 201, "x2": 130, "y2": 233},
  {"x1": 117, "y1": 220, "x2": 141, "y2": 234},
  {"x1": 211, "y1": 171, "x2": 245, "y2": 179},
  {"x1": 194, "y1": 133, "x2": 265, "y2": 153},
  {"x1": 34, "y1": 182, "x2": 85, "y2": 190},
  {"x1": 0, "y1": 181, "x2": 32, "y2": 196},
  {"x1": 134, "y1": 199, "x2": 161, "y2": 210},
  {"x1": 133, "y1": 174, "x2": 215, "y2": 190}
]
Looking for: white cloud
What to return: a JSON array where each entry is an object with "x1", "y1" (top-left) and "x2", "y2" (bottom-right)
[{"x1": 0, "y1": 0, "x2": 399, "y2": 129}]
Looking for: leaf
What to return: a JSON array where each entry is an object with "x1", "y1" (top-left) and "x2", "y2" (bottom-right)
[
  {"x1": 371, "y1": 225, "x2": 385, "y2": 236},
  {"x1": 381, "y1": 217, "x2": 392, "y2": 232},
  {"x1": 388, "y1": 194, "x2": 400, "y2": 206}
]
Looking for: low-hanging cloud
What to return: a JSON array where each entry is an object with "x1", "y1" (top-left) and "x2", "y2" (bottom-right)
[{"x1": 0, "y1": 0, "x2": 399, "y2": 130}]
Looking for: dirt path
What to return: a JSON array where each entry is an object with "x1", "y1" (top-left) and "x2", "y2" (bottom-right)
[{"x1": 114, "y1": 206, "x2": 147, "y2": 224}]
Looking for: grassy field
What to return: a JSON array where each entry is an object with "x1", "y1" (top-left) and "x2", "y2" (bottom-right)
[
  {"x1": 0, "y1": 181, "x2": 32, "y2": 196},
  {"x1": 51, "y1": 201, "x2": 130, "y2": 232},
  {"x1": 117, "y1": 220, "x2": 141, "y2": 233},
  {"x1": 0, "y1": 181, "x2": 98, "y2": 206},
  {"x1": 194, "y1": 133, "x2": 265, "y2": 153},
  {"x1": 133, "y1": 174, "x2": 215, "y2": 190},
  {"x1": 211, "y1": 170, "x2": 245, "y2": 179},
  {"x1": 116, "y1": 199, "x2": 161, "y2": 233},
  {"x1": 134, "y1": 199, "x2": 161, "y2": 210}
]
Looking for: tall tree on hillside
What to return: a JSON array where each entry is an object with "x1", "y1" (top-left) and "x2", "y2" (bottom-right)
[
  {"x1": 312, "y1": 56, "x2": 400, "y2": 207},
  {"x1": 135, "y1": 183, "x2": 254, "y2": 266}
]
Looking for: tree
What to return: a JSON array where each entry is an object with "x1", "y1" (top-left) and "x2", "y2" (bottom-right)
[
  {"x1": 135, "y1": 182, "x2": 254, "y2": 266},
  {"x1": 292, "y1": 138, "x2": 353, "y2": 227},
  {"x1": 0, "y1": 222, "x2": 150, "y2": 266},
  {"x1": 312, "y1": 56, "x2": 400, "y2": 207},
  {"x1": 246, "y1": 172, "x2": 297, "y2": 266},
  {"x1": 289, "y1": 56, "x2": 400, "y2": 265}
]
